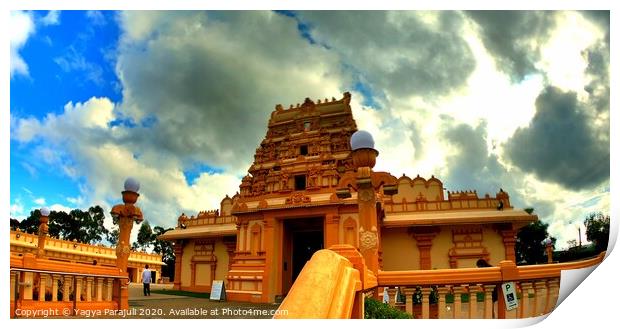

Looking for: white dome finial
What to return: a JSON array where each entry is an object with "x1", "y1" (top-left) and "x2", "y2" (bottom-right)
[
  {"x1": 40, "y1": 207, "x2": 51, "y2": 216},
  {"x1": 350, "y1": 130, "x2": 375, "y2": 150},
  {"x1": 124, "y1": 177, "x2": 140, "y2": 192}
]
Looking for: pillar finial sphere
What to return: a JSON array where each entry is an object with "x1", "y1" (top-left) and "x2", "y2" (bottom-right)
[
  {"x1": 40, "y1": 207, "x2": 50, "y2": 216},
  {"x1": 351, "y1": 130, "x2": 375, "y2": 150},
  {"x1": 124, "y1": 177, "x2": 140, "y2": 192}
]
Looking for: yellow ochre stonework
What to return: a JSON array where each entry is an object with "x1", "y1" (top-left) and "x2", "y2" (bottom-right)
[{"x1": 158, "y1": 92, "x2": 537, "y2": 303}]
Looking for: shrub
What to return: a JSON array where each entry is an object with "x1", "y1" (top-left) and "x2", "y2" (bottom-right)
[{"x1": 364, "y1": 297, "x2": 413, "y2": 319}]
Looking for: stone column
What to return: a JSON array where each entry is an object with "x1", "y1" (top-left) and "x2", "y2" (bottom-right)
[
  {"x1": 85, "y1": 277, "x2": 94, "y2": 302},
  {"x1": 173, "y1": 241, "x2": 184, "y2": 290},
  {"x1": 10, "y1": 271, "x2": 18, "y2": 303},
  {"x1": 38, "y1": 274, "x2": 49, "y2": 301},
  {"x1": 483, "y1": 284, "x2": 495, "y2": 319},
  {"x1": 21, "y1": 272, "x2": 34, "y2": 301},
  {"x1": 63, "y1": 275, "x2": 72, "y2": 302},
  {"x1": 51, "y1": 274, "x2": 61, "y2": 302},
  {"x1": 74, "y1": 276, "x2": 83, "y2": 302},
  {"x1": 106, "y1": 278, "x2": 114, "y2": 301},
  {"x1": 96, "y1": 278, "x2": 104, "y2": 301},
  {"x1": 261, "y1": 216, "x2": 276, "y2": 303},
  {"x1": 437, "y1": 286, "x2": 450, "y2": 319}
]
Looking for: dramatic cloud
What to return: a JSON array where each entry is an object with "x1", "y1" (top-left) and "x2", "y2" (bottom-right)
[
  {"x1": 116, "y1": 11, "x2": 347, "y2": 174},
  {"x1": 9, "y1": 11, "x2": 610, "y2": 249},
  {"x1": 465, "y1": 11, "x2": 557, "y2": 81},
  {"x1": 10, "y1": 11, "x2": 35, "y2": 78},
  {"x1": 504, "y1": 86, "x2": 609, "y2": 191},
  {"x1": 297, "y1": 11, "x2": 476, "y2": 100}
]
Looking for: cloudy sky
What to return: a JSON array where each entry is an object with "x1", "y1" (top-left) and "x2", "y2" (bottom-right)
[{"x1": 9, "y1": 10, "x2": 610, "y2": 249}]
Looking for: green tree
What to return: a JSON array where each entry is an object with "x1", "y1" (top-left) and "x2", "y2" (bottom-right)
[
  {"x1": 106, "y1": 228, "x2": 120, "y2": 246},
  {"x1": 17, "y1": 207, "x2": 109, "y2": 244},
  {"x1": 152, "y1": 226, "x2": 176, "y2": 280},
  {"x1": 10, "y1": 218, "x2": 21, "y2": 230},
  {"x1": 136, "y1": 220, "x2": 154, "y2": 252},
  {"x1": 584, "y1": 212, "x2": 610, "y2": 253},
  {"x1": 515, "y1": 220, "x2": 556, "y2": 265}
]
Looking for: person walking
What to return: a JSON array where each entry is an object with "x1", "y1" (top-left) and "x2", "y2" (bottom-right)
[{"x1": 141, "y1": 264, "x2": 152, "y2": 296}]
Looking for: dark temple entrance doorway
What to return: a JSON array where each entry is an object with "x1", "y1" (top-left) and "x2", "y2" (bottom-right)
[{"x1": 281, "y1": 217, "x2": 324, "y2": 296}]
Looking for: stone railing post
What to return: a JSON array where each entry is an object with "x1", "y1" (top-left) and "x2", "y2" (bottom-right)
[
  {"x1": 483, "y1": 284, "x2": 495, "y2": 319},
  {"x1": 520, "y1": 282, "x2": 533, "y2": 318},
  {"x1": 21, "y1": 272, "x2": 34, "y2": 301},
  {"x1": 466, "y1": 285, "x2": 477, "y2": 319},
  {"x1": 388, "y1": 288, "x2": 396, "y2": 307},
  {"x1": 534, "y1": 281, "x2": 547, "y2": 316},
  {"x1": 403, "y1": 288, "x2": 415, "y2": 316},
  {"x1": 453, "y1": 285, "x2": 465, "y2": 318},
  {"x1": 437, "y1": 286, "x2": 450, "y2": 319},
  {"x1": 420, "y1": 287, "x2": 432, "y2": 319},
  {"x1": 546, "y1": 279, "x2": 560, "y2": 314}
]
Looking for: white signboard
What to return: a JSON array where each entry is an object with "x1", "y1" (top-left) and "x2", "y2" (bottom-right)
[
  {"x1": 501, "y1": 282, "x2": 519, "y2": 311},
  {"x1": 210, "y1": 280, "x2": 226, "y2": 301}
]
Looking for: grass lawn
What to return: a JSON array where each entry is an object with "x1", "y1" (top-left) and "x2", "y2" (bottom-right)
[{"x1": 150, "y1": 289, "x2": 211, "y2": 299}]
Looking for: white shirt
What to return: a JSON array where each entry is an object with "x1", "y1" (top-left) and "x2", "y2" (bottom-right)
[{"x1": 142, "y1": 269, "x2": 152, "y2": 284}]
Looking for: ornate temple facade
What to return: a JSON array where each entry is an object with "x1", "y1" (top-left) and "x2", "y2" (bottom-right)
[{"x1": 159, "y1": 92, "x2": 536, "y2": 303}]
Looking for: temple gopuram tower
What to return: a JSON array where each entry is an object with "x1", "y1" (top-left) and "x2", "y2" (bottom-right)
[{"x1": 227, "y1": 92, "x2": 362, "y2": 302}]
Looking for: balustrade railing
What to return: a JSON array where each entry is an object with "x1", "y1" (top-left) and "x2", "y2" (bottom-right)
[
  {"x1": 377, "y1": 252, "x2": 605, "y2": 319},
  {"x1": 10, "y1": 253, "x2": 128, "y2": 318}
]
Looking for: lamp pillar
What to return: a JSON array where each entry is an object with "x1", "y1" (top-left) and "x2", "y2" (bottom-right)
[
  {"x1": 37, "y1": 208, "x2": 50, "y2": 257},
  {"x1": 110, "y1": 178, "x2": 143, "y2": 310}
]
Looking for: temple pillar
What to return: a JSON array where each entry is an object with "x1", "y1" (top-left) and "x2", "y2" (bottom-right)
[
  {"x1": 74, "y1": 276, "x2": 83, "y2": 302},
  {"x1": 63, "y1": 275, "x2": 72, "y2": 302},
  {"x1": 20, "y1": 272, "x2": 34, "y2": 301},
  {"x1": 85, "y1": 277, "x2": 93, "y2": 301},
  {"x1": 10, "y1": 271, "x2": 18, "y2": 302},
  {"x1": 96, "y1": 278, "x2": 104, "y2": 301},
  {"x1": 410, "y1": 227, "x2": 440, "y2": 270},
  {"x1": 173, "y1": 241, "x2": 184, "y2": 290},
  {"x1": 52, "y1": 274, "x2": 61, "y2": 302},
  {"x1": 106, "y1": 278, "x2": 114, "y2": 301},
  {"x1": 262, "y1": 215, "x2": 276, "y2": 302},
  {"x1": 38, "y1": 274, "x2": 49, "y2": 301}
]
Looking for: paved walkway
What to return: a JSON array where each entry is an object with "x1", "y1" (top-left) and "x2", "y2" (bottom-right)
[{"x1": 105, "y1": 283, "x2": 282, "y2": 319}]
